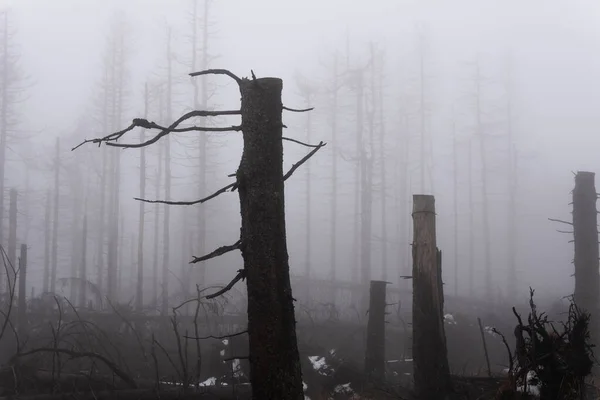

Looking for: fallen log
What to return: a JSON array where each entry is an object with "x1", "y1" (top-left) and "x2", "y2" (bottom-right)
[{"x1": 0, "y1": 386, "x2": 252, "y2": 400}]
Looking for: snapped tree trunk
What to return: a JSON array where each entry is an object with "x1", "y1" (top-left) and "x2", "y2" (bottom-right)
[
  {"x1": 237, "y1": 77, "x2": 303, "y2": 400},
  {"x1": 573, "y1": 171, "x2": 599, "y2": 345},
  {"x1": 412, "y1": 194, "x2": 452, "y2": 399},
  {"x1": 365, "y1": 280, "x2": 387, "y2": 381}
]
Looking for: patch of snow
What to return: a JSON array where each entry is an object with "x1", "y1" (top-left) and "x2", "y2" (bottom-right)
[
  {"x1": 222, "y1": 339, "x2": 229, "y2": 346},
  {"x1": 232, "y1": 358, "x2": 243, "y2": 378},
  {"x1": 199, "y1": 377, "x2": 217, "y2": 386},
  {"x1": 444, "y1": 314, "x2": 457, "y2": 325},
  {"x1": 220, "y1": 349, "x2": 225, "y2": 357},
  {"x1": 484, "y1": 326, "x2": 499, "y2": 338},
  {"x1": 334, "y1": 382, "x2": 354, "y2": 395},
  {"x1": 308, "y1": 355, "x2": 332, "y2": 376},
  {"x1": 516, "y1": 370, "x2": 541, "y2": 397},
  {"x1": 303, "y1": 381, "x2": 308, "y2": 391}
]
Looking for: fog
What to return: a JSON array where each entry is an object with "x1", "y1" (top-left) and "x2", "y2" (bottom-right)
[{"x1": 2, "y1": 0, "x2": 600, "y2": 309}]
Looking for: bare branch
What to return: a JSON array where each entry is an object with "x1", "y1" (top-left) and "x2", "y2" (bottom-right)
[
  {"x1": 548, "y1": 218, "x2": 573, "y2": 226},
  {"x1": 283, "y1": 141, "x2": 326, "y2": 181},
  {"x1": 184, "y1": 329, "x2": 248, "y2": 341},
  {"x1": 135, "y1": 182, "x2": 235, "y2": 206},
  {"x1": 283, "y1": 105, "x2": 314, "y2": 113},
  {"x1": 191, "y1": 240, "x2": 241, "y2": 264},
  {"x1": 282, "y1": 137, "x2": 322, "y2": 148},
  {"x1": 205, "y1": 270, "x2": 245, "y2": 299},
  {"x1": 72, "y1": 109, "x2": 241, "y2": 150},
  {"x1": 189, "y1": 68, "x2": 242, "y2": 85}
]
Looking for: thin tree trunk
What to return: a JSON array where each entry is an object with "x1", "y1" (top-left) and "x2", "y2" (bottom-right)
[
  {"x1": 468, "y1": 137, "x2": 474, "y2": 297},
  {"x1": 329, "y1": 53, "x2": 338, "y2": 284},
  {"x1": 365, "y1": 280, "x2": 387, "y2": 381},
  {"x1": 0, "y1": 12, "x2": 9, "y2": 261},
  {"x1": 7, "y1": 188, "x2": 16, "y2": 292},
  {"x1": 137, "y1": 83, "x2": 148, "y2": 311},
  {"x1": 161, "y1": 28, "x2": 173, "y2": 316},
  {"x1": 452, "y1": 120, "x2": 458, "y2": 297},
  {"x1": 17, "y1": 243, "x2": 26, "y2": 333},
  {"x1": 238, "y1": 77, "x2": 303, "y2": 400},
  {"x1": 50, "y1": 138, "x2": 60, "y2": 294},
  {"x1": 79, "y1": 215, "x2": 88, "y2": 308},
  {"x1": 43, "y1": 188, "x2": 51, "y2": 294},
  {"x1": 377, "y1": 51, "x2": 388, "y2": 282},
  {"x1": 152, "y1": 89, "x2": 164, "y2": 311},
  {"x1": 304, "y1": 89, "x2": 312, "y2": 301}
]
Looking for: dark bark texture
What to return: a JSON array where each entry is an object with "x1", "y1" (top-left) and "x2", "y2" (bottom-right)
[
  {"x1": 573, "y1": 171, "x2": 599, "y2": 342},
  {"x1": 365, "y1": 280, "x2": 387, "y2": 381},
  {"x1": 237, "y1": 77, "x2": 303, "y2": 400},
  {"x1": 412, "y1": 194, "x2": 452, "y2": 399}
]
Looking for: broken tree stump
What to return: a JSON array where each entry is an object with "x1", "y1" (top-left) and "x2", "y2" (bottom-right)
[
  {"x1": 365, "y1": 280, "x2": 387, "y2": 381},
  {"x1": 573, "y1": 171, "x2": 599, "y2": 350},
  {"x1": 411, "y1": 194, "x2": 452, "y2": 399}
]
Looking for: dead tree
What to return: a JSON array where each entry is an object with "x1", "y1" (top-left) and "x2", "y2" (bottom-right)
[
  {"x1": 365, "y1": 280, "x2": 387, "y2": 381},
  {"x1": 412, "y1": 194, "x2": 452, "y2": 399},
  {"x1": 572, "y1": 171, "x2": 599, "y2": 342},
  {"x1": 7, "y1": 188, "x2": 16, "y2": 292},
  {"x1": 50, "y1": 138, "x2": 59, "y2": 294},
  {"x1": 79, "y1": 215, "x2": 88, "y2": 308},
  {"x1": 74, "y1": 69, "x2": 324, "y2": 400},
  {"x1": 136, "y1": 83, "x2": 148, "y2": 311},
  {"x1": 43, "y1": 188, "x2": 50, "y2": 294},
  {"x1": 17, "y1": 243, "x2": 26, "y2": 333}
]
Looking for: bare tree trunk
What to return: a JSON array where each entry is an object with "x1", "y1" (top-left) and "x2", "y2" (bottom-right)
[
  {"x1": 412, "y1": 194, "x2": 452, "y2": 399},
  {"x1": 50, "y1": 138, "x2": 59, "y2": 294},
  {"x1": 17, "y1": 243, "x2": 26, "y2": 333},
  {"x1": 238, "y1": 77, "x2": 303, "y2": 400},
  {"x1": 152, "y1": 89, "x2": 164, "y2": 311},
  {"x1": 475, "y1": 61, "x2": 492, "y2": 298},
  {"x1": 573, "y1": 171, "x2": 599, "y2": 342},
  {"x1": 506, "y1": 73, "x2": 517, "y2": 300},
  {"x1": 329, "y1": 53, "x2": 338, "y2": 284},
  {"x1": 365, "y1": 280, "x2": 387, "y2": 381},
  {"x1": 79, "y1": 215, "x2": 88, "y2": 308},
  {"x1": 43, "y1": 188, "x2": 50, "y2": 294},
  {"x1": 452, "y1": 120, "x2": 459, "y2": 297},
  {"x1": 137, "y1": 83, "x2": 148, "y2": 311},
  {"x1": 377, "y1": 52, "x2": 388, "y2": 282},
  {"x1": 161, "y1": 28, "x2": 173, "y2": 316},
  {"x1": 0, "y1": 12, "x2": 9, "y2": 258},
  {"x1": 468, "y1": 137, "x2": 474, "y2": 297},
  {"x1": 7, "y1": 188, "x2": 16, "y2": 290}
]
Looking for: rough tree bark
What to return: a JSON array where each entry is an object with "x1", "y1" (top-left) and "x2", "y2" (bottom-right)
[
  {"x1": 412, "y1": 194, "x2": 452, "y2": 399},
  {"x1": 237, "y1": 77, "x2": 303, "y2": 400},
  {"x1": 365, "y1": 280, "x2": 387, "y2": 381},
  {"x1": 573, "y1": 171, "x2": 599, "y2": 344}
]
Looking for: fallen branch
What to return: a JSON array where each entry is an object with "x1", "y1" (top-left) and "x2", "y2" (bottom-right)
[
  {"x1": 11, "y1": 348, "x2": 137, "y2": 389},
  {"x1": 184, "y1": 329, "x2": 248, "y2": 341}
]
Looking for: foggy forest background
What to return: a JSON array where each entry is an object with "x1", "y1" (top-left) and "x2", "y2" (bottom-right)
[{"x1": 2, "y1": 0, "x2": 599, "y2": 310}]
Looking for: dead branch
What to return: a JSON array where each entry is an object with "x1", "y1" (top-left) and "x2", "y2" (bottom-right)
[
  {"x1": 72, "y1": 109, "x2": 241, "y2": 150},
  {"x1": 189, "y1": 68, "x2": 243, "y2": 85},
  {"x1": 205, "y1": 270, "x2": 245, "y2": 300},
  {"x1": 283, "y1": 141, "x2": 326, "y2": 181},
  {"x1": 282, "y1": 105, "x2": 314, "y2": 112},
  {"x1": 184, "y1": 329, "x2": 248, "y2": 341},
  {"x1": 11, "y1": 348, "x2": 137, "y2": 389},
  {"x1": 548, "y1": 217, "x2": 573, "y2": 226},
  {"x1": 282, "y1": 137, "x2": 322, "y2": 148},
  {"x1": 135, "y1": 182, "x2": 235, "y2": 206},
  {"x1": 191, "y1": 240, "x2": 241, "y2": 264}
]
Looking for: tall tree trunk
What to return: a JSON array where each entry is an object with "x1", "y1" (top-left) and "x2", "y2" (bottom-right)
[
  {"x1": 377, "y1": 50, "x2": 388, "y2": 282},
  {"x1": 452, "y1": 119, "x2": 459, "y2": 297},
  {"x1": 161, "y1": 28, "x2": 173, "y2": 316},
  {"x1": 152, "y1": 89, "x2": 164, "y2": 311},
  {"x1": 329, "y1": 53, "x2": 338, "y2": 284},
  {"x1": 7, "y1": 188, "x2": 16, "y2": 291},
  {"x1": 506, "y1": 74, "x2": 517, "y2": 300},
  {"x1": 476, "y1": 61, "x2": 492, "y2": 298},
  {"x1": 79, "y1": 215, "x2": 88, "y2": 308},
  {"x1": 17, "y1": 243, "x2": 26, "y2": 333},
  {"x1": 468, "y1": 137, "x2": 474, "y2": 297},
  {"x1": 43, "y1": 188, "x2": 51, "y2": 294},
  {"x1": 303, "y1": 88, "x2": 313, "y2": 301},
  {"x1": 50, "y1": 138, "x2": 60, "y2": 294},
  {"x1": 137, "y1": 83, "x2": 148, "y2": 311},
  {"x1": 0, "y1": 12, "x2": 9, "y2": 258},
  {"x1": 352, "y1": 72, "x2": 362, "y2": 288},
  {"x1": 412, "y1": 194, "x2": 452, "y2": 399},
  {"x1": 238, "y1": 77, "x2": 303, "y2": 400}
]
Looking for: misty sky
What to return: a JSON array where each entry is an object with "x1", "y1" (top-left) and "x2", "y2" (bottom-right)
[{"x1": 4, "y1": 0, "x2": 600, "y2": 304}]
